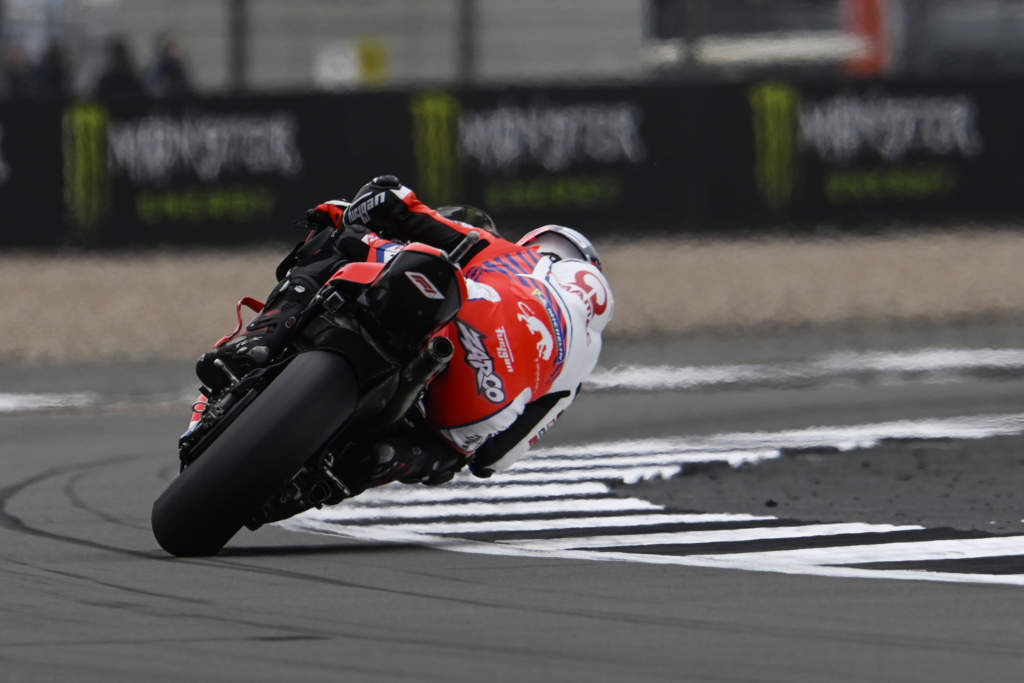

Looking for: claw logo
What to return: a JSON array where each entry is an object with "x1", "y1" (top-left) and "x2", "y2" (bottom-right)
[
  {"x1": 455, "y1": 320, "x2": 505, "y2": 403},
  {"x1": 517, "y1": 302, "x2": 554, "y2": 361},
  {"x1": 562, "y1": 270, "x2": 609, "y2": 322}
]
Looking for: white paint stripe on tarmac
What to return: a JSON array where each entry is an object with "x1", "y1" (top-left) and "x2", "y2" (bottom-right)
[
  {"x1": 282, "y1": 412, "x2": 1024, "y2": 585},
  {"x1": 696, "y1": 535, "x2": 1024, "y2": 566},
  {"x1": 352, "y1": 482, "x2": 610, "y2": 504},
  {"x1": 504, "y1": 523, "x2": 923, "y2": 551},
  {"x1": 520, "y1": 547, "x2": 1024, "y2": 587},
  {"x1": 508, "y1": 449, "x2": 780, "y2": 470},
  {"x1": 586, "y1": 347, "x2": 1024, "y2": 391},
  {"x1": 375, "y1": 512, "x2": 777, "y2": 535},
  {"x1": 280, "y1": 521, "x2": 1024, "y2": 587},
  {"x1": 472, "y1": 466, "x2": 683, "y2": 485},
  {"x1": 302, "y1": 497, "x2": 663, "y2": 522}
]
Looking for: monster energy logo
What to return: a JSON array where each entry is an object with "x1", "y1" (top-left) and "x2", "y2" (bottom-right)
[
  {"x1": 63, "y1": 103, "x2": 111, "y2": 234},
  {"x1": 411, "y1": 92, "x2": 460, "y2": 204},
  {"x1": 750, "y1": 83, "x2": 799, "y2": 209}
]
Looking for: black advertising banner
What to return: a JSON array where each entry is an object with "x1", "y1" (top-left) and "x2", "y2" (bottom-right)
[
  {"x1": 60, "y1": 93, "x2": 417, "y2": 246},
  {"x1": 743, "y1": 79, "x2": 1024, "y2": 222},
  {"x1": 0, "y1": 101, "x2": 64, "y2": 246},
  {"x1": 64, "y1": 98, "x2": 303, "y2": 245},
  {"x1": 406, "y1": 85, "x2": 710, "y2": 234},
  {"x1": 4, "y1": 78, "x2": 1024, "y2": 248}
]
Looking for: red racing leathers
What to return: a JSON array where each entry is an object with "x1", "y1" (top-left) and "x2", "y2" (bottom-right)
[{"x1": 329, "y1": 182, "x2": 613, "y2": 475}]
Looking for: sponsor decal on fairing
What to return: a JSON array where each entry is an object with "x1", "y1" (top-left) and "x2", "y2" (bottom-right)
[
  {"x1": 454, "y1": 320, "x2": 506, "y2": 404},
  {"x1": 405, "y1": 271, "x2": 446, "y2": 300}
]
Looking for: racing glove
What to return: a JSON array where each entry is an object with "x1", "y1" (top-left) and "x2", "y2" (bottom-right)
[
  {"x1": 306, "y1": 199, "x2": 348, "y2": 231},
  {"x1": 341, "y1": 174, "x2": 408, "y2": 233}
]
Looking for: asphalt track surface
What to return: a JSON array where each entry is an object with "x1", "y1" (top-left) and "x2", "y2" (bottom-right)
[{"x1": 4, "y1": 325, "x2": 1024, "y2": 681}]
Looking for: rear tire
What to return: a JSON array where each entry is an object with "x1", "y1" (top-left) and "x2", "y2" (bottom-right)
[{"x1": 151, "y1": 350, "x2": 358, "y2": 557}]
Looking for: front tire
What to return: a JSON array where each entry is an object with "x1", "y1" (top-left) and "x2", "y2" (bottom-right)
[{"x1": 151, "y1": 350, "x2": 358, "y2": 556}]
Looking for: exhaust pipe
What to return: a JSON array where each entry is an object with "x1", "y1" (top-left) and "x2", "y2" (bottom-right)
[
  {"x1": 402, "y1": 335, "x2": 454, "y2": 383},
  {"x1": 377, "y1": 336, "x2": 454, "y2": 427}
]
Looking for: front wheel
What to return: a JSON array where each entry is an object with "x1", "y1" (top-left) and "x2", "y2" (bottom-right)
[{"x1": 151, "y1": 350, "x2": 358, "y2": 556}]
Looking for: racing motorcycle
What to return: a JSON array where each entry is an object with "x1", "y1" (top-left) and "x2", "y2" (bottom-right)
[{"x1": 151, "y1": 222, "x2": 481, "y2": 557}]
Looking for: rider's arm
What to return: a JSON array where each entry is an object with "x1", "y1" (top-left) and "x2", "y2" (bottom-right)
[
  {"x1": 342, "y1": 176, "x2": 496, "y2": 266},
  {"x1": 467, "y1": 387, "x2": 578, "y2": 477},
  {"x1": 274, "y1": 201, "x2": 371, "y2": 279},
  {"x1": 277, "y1": 194, "x2": 417, "y2": 280}
]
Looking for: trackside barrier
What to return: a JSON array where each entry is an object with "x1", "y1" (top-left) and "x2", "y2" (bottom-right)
[{"x1": 1, "y1": 78, "x2": 1022, "y2": 246}]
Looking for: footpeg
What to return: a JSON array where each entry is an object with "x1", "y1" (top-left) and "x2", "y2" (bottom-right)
[{"x1": 212, "y1": 358, "x2": 240, "y2": 387}]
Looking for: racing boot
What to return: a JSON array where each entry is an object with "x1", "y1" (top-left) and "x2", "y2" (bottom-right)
[{"x1": 196, "y1": 276, "x2": 316, "y2": 391}]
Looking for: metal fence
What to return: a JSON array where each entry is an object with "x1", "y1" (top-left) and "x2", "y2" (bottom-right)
[{"x1": 3, "y1": 1, "x2": 1024, "y2": 98}]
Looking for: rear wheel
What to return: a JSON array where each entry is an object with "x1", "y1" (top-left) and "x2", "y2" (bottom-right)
[{"x1": 151, "y1": 350, "x2": 358, "y2": 556}]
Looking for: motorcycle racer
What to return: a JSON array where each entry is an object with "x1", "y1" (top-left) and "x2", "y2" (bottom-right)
[{"x1": 197, "y1": 175, "x2": 613, "y2": 490}]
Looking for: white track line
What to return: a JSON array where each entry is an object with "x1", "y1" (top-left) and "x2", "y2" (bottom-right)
[
  {"x1": 283, "y1": 522, "x2": 1024, "y2": 587},
  {"x1": 508, "y1": 449, "x2": 779, "y2": 470},
  {"x1": 504, "y1": 523, "x2": 923, "y2": 551},
  {"x1": 519, "y1": 547, "x2": 1024, "y2": 587},
  {"x1": 304, "y1": 497, "x2": 663, "y2": 522},
  {"x1": 699, "y1": 535, "x2": 1024, "y2": 566},
  {"x1": 471, "y1": 466, "x2": 683, "y2": 485},
  {"x1": 282, "y1": 411, "x2": 1024, "y2": 585},
  {"x1": 372, "y1": 513, "x2": 777, "y2": 535},
  {"x1": 353, "y1": 482, "x2": 609, "y2": 504}
]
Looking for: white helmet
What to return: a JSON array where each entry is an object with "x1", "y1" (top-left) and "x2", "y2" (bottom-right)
[{"x1": 516, "y1": 225, "x2": 602, "y2": 271}]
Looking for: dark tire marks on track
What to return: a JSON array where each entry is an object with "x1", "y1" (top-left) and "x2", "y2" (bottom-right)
[{"x1": 2, "y1": 406, "x2": 1024, "y2": 681}]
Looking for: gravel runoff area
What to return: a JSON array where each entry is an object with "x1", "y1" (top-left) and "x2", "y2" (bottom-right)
[{"x1": 3, "y1": 228, "x2": 1024, "y2": 364}]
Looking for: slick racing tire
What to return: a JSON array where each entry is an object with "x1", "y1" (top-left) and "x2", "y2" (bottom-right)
[{"x1": 151, "y1": 350, "x2": 358, "y2": 557}]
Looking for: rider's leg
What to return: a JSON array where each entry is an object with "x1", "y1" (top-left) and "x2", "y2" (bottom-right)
[
  {"x1": 196, "y1": 230, "x2": 347, "y2": 391},
  {"x1": 332, "y1": 429, "x2": 469, "y2": 493}
]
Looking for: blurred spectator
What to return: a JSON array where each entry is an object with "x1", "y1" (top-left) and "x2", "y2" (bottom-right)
[
  {"x1": 94, "y1": 36, "x2": 147, "y2": 99},
  {"x1": 147, "y1": 32, "x2": 192, "y2": 97},
  {"x1": 34, "y1": 41, "x2": 70, "y2": 98},
  {"x1": 3, "y1": 46, "x2": 33, "y2": 98}
]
